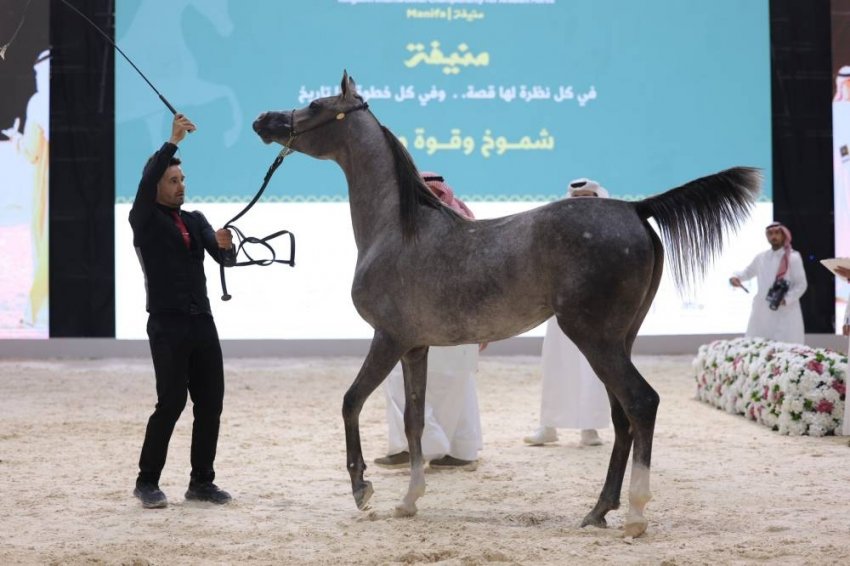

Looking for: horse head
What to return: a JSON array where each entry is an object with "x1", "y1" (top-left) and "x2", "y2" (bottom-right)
[{"x1": 253, "y1": 71, "x2": 368, "y2": 159}]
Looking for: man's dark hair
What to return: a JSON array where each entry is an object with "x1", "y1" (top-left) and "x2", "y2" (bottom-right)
[{"x1": 142, "y1": 154, "x2": 182, "y2": 177}]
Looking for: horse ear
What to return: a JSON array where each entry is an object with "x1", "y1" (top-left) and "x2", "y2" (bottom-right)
[{"x1": 340, "y1": 70, "x2": 358, "y2": 99}]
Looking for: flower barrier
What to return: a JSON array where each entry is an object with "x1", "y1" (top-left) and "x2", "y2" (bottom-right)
[{"x1": 693, "y1": 337, "x2": 847, "y2": 436}]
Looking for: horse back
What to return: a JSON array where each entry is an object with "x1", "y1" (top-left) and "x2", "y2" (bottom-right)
[{"x1": 350, "y1": 199, "x2": 658, "y2": 344}]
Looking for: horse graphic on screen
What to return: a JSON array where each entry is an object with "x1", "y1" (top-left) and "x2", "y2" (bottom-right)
[
  {"x1": 116, "y1": 0, "x2": 241, "y2": 147},
  {"x1": 253, "y1": 72, "x2": 760, "y2": 537}
]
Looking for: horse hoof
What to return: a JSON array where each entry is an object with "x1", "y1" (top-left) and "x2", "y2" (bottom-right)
[
  {"x1": 393, "y1": 502, "x2": 417, "y2": 518},
  {"x1": 624, "y1": 517, "x2": 648, "y2": 538},
  {"x1": 580, "y1": 513, "x2": 607, "y2": 529},
  {"x1": 354, "y1": 482, "x2": 374, "y2": 511}
]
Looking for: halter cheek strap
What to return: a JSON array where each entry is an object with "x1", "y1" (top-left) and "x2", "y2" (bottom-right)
[{"x1": 290, "y1": 101, "x2": 370, "y2": 137}]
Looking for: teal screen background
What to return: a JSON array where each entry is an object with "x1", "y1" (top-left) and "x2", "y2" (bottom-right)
[{"x1": 115, "y1": 0, "x2": 771, "y2": 204}]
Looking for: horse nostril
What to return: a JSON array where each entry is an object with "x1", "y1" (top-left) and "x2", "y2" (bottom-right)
[{"x1": 252, "y1": 113, "x2": 267, "y2": 132}]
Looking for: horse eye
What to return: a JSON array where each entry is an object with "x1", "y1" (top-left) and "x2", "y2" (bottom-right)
[{"x1": 309, "y1": 101, "x2": 319, "y2": 110}]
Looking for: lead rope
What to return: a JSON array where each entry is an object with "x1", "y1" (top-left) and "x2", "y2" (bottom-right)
[
  {"x1": 219, "y1": 101, "x2": 370, "y2": 300},
  {"x1": 219, "y1": 135, "x2": 295, "y2": 301}
]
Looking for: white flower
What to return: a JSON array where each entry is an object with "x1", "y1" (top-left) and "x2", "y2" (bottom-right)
[{"x1": 693, "y1": 338, "x2": 848, "y2": 437}]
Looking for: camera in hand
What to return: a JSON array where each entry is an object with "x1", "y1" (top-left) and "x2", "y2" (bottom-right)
[{"x1": 765, "y1": 278, "x2": 789, "y2": 311}]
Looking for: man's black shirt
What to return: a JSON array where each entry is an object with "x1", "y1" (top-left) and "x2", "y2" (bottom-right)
[{"x1": 129, "y1": 142, "x2": 235, "y2": 315}]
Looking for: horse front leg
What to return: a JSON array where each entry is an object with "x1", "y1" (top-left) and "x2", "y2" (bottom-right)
[
  {"x1": 581, "y1": 390, "x2": 631, "y2": 529},
  {"x1": 342, "y1": 331, "x2": 405, "y2": 510},
  {"x1": 395, "y1": 346, "x2": 429, "y2": 518}
]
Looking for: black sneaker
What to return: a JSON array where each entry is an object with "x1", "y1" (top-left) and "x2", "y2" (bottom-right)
[
  {"x1": 373, "y1": 451, "x2": 410, "y2": 469},
  {"x1": 429, "y1": 455, "x2": 477, "y2": 470},
  {"x1": 185, "y1": 481, "x2": 232, "y2": 504},
  {"x1": 133, "y1": 481, "x2": 168, "y2": 509}
]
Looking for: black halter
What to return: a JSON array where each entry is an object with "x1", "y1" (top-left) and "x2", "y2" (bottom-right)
[
  {"x1": 291, "y1": 101, "x2": 370, "y2": 136},
  {"x1": 218, "y1": 101, "x2": 370, "y2": 301}
]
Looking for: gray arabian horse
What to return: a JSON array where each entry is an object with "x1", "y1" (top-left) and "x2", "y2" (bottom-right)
[{"x1": 253, "y1": 72, "x2": 760, "y2": 537}]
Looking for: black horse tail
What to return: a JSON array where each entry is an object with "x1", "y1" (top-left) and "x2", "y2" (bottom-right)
[{"x1": 635, "y1": 166, "x2": 762, "y2": 292}]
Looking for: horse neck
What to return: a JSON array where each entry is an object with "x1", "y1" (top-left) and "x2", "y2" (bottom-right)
[{"x1": 337, "y1": 126, "x2": 402, "y2": 250}]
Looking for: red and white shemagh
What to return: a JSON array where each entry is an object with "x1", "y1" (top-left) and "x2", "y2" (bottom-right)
[{"x1": 420, "y1": 171, "x2": 475, "y2": 220}]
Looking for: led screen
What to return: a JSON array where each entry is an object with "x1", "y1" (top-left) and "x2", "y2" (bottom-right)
[
  {"x1": 115, "y1": 0, "x2": 772, "y2": 339},
  {"x1": 0, "y1": 0, "x2": 50, "y2": 339}
]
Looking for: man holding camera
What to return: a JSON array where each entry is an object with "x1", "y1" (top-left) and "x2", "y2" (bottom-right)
[{"x1": 729, "y1": 222, "x2": 808, "y2": 344}]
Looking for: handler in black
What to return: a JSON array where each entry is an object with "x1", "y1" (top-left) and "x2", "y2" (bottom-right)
[{"x1": 130, "y1": 113, "x2": 236, "y2": 509}]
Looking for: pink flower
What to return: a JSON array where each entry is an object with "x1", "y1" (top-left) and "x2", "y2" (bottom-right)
[
  {"x1": 806, "y1": 360, "x2": 824, "y2": 374},
  {"x1": 816, "y1": 399, "x2": 834, "y2": 414},
  {"x1": 833, "y1": 381, "x2": 846, "y2": 396}
]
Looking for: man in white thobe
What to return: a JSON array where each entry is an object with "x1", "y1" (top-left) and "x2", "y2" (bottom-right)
[
  {"x1": 374, "y1": 172, "x2": 483, "y2": 470},
  {"x1": 378, "y1": 344, "x2": 482, "y2": 468},
  {"x1": 730, "y1": 222, "x2": 808, "y2": 344},
  {"x1": 524, "y1": 178, "x2": 612, "y2": 447}
]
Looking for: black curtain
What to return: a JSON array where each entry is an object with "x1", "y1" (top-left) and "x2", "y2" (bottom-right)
[
  {"x1": 49, "y1": 0, "x2": 115, "y2": 336},
  {"x1": 770, "y1": 0, "x2": 835, "y2": 333}
]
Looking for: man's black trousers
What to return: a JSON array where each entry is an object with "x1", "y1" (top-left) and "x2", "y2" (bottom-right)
[{"x1": 137, "y1": 312, "x2": 224, "y2": 485}]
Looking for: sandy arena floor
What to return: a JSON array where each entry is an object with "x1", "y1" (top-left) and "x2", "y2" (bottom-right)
[{"x1": 1, "y1": 354, "x2": 849, "y2": 565}]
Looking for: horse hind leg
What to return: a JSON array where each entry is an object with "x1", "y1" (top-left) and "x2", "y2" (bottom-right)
[
  {"x1": 580, "y1": 346, "x2": 659, "y2": 537},
  {"x1": 616, "y1": 224, "x2": 664, "y2": 537},
  {"x1": 624, "y1": 222, "x2": 665, "y2": 357},
  {"x1": 394, "y1": 346, "x2": 429, "y2": 518},
  {"x1": 581, "y1": 222, "x2": 664, "y2": 534},
  {"x1": 581, "y1": 389, "x2": 632, "y2": 529},
  {"x1": 343, "y1": 331, "x2": 406, "y2": 510}
]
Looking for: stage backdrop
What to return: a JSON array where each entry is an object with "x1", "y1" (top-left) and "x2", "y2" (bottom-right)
[{"x1": 115, "y1": 0, "x2": 772, "y2": 339}]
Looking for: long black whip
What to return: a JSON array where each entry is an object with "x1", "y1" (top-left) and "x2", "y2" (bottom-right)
[
  {"x1": 58, "y1": 0, "x2": 178, "y2": 115},
  {"x1": 56, "y1": 0, "x2": 296, "y2": 301}
]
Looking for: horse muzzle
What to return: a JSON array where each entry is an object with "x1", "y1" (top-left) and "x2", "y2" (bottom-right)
[{"x1": 253, "y1": 111, "x2": 293, "y2": 145}]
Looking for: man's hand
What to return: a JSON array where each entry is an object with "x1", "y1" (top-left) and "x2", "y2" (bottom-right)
[
  {"x1": 2, "y1": 117, "x2": 21, "y2": 141},
  {"x1": 836, "y1": 266, "x2": 850, "y2": 281},
  {"x1": 843, "y1": 324, "x2": 850, "y2": 337},
  {"x1": 169, "y1": 113, "x2": 196, "y2": 145},
  {"x1": 215, "y1": 228, "x2": 233, "y2": 249},
  {"x1": 729, "y1": 276, "x2": 743, "y2": 288}
]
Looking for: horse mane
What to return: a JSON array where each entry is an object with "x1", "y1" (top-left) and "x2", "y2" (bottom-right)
[{"x1": 380, "y1": 125, "x2": 461, "y2": 241}]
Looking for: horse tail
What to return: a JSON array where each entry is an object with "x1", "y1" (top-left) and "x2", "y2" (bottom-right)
[{"x1": 634, "y1": 166, "x2": 762, "y2": 292}]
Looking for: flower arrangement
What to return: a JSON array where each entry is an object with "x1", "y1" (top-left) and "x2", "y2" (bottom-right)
[{"x1": 693, "y1": 337, "x2": 847, "y2": 436}]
